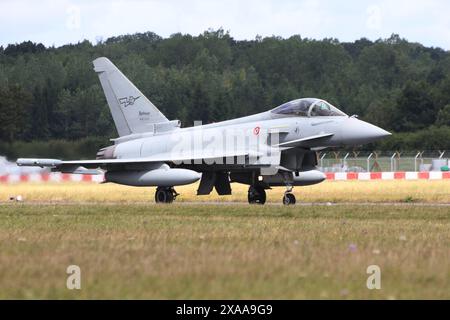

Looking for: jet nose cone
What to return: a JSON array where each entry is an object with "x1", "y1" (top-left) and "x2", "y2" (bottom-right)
[
  {"x1": 378, "y1": 128, "x2": 392, "y2": 138},
  {"x1": 341, "y1": 118, "x2": 391, "y2": 145}
]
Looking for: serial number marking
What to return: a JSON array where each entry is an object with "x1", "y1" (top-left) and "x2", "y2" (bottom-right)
[
  {"x1": 176, "y1": 304, "x2": 272, "y2": 317},
  {"x1": 220, "y1": 304, "x2": 273, "y2": 315}
]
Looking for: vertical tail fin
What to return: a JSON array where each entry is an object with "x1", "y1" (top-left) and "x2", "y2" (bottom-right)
[{"x1": 93, "y1": 57, "x2": 168, "y2": 137}]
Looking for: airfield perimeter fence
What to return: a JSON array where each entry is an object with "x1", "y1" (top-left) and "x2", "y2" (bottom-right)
[
  {"x1": 317, "y1": 150, "x2": 449, "y2": 172},
  {"x1": 1, "y1": 151, "x2": 449, "y2": 176}
]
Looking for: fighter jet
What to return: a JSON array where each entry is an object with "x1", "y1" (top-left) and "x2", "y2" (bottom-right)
[{"x1": 17, "y1": 57, "x2": 391, "y2": 205}]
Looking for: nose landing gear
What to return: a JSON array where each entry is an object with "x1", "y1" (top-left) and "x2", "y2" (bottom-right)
[
  {"x1": 283, "y1": 193, "x2": 296, "y2": 205},
  {"x1": 155, "y1": 187, "x2": 179, "y2": 203},
  {"x1": 282, "y1": 185, "x2": 296, "y2": 205}
]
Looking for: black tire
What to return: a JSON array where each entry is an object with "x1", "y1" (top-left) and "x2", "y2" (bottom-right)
[
  {"x1": 256, "y1": 187, "x2": 266, "y2": 205},
  {"x1": 155, "y1": 187, "x2": 174, "y2": 203},
  {"x1": 248, "y1": 186, "x2": 266, "y2": 205},
  {"x1": 165, "y1": 190, "x2": 174, "y2": 203},
  {"x1": 283, "y1": 193, "x2": 296, "y2": 205},
  {"x1": 155, "y1": 188, "x2": 166, "y2": 203}
]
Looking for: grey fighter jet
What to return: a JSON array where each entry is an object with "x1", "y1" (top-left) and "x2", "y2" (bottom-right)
[{"x1": 17, "y1": 58, "x2": 391, "y2": 205}]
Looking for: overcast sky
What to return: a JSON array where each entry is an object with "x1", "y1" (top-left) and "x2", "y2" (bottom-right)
[{"x1": 1, "y1": 0, "x2": 450, "y2": 49}]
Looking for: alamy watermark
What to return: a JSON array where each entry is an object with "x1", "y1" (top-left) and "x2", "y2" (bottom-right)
[
  {"x1": 167, "y1": 121, "x2": 281, "y2": 175},
  {"x1": 66, "y1": 5, "x2": 81, "y2": 31},
  {"x1": 66, "y1": 265, "x2": 81, "y2": 290},
  {"x1": 366, "y1": 265, "x2": 381, "y2": 290}
]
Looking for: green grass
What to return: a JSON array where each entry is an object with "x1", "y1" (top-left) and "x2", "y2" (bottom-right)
[{"x1": 0, "y1": 203, "x2": 449, "y2": 299}]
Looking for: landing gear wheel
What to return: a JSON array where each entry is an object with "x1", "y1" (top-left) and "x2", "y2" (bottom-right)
[
  {"x1": 283, "y1": 193, "x2": 296, "y2": 205},
  {"x1": 248, "y1": 186, "x2": 266, "y2": 205},
  {"x1": 155, "y1": 187, "x2": 176, "y2": 203}
]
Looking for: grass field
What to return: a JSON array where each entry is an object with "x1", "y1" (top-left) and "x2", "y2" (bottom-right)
[
  {"x1": 0, "y1": 181, "x2": 449, "y2": 299},
  {"x1": 1, "y1": 180, "x2": 449, "y2": 204},
  {"x1": 0, "y1": 203, "x2": 448, "y2": 299}
]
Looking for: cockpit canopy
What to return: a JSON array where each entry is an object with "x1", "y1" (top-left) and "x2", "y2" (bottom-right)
[{"x1": 271, "y1": 98, "x2": 347, "y2": 117}]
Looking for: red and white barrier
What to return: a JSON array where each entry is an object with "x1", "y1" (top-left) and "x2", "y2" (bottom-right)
[
  {"x1": 0, "y1": 173, "x2": 105, "y2": 184},
  {"x1": 0, "y1": 172, "x2": 449, "y2": 184},
  {"x1": 325, "y1": 171, "x2": 450, "y2": 181}
]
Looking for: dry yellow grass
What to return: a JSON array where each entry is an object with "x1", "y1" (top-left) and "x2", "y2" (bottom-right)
[
  {"x1": 0, "y1": 203, "x2": 448, "y2": 299},
  {"x1": 0, "y1": 181, "x2": 448, "y2": 299},
  {"x1": 1, "y1": 180, "x2": 449, "y2": 203}
]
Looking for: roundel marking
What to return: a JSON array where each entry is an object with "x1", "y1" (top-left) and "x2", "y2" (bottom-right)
[{"x1": 253, "y1": 126, "x2": 260, "y2": 135}]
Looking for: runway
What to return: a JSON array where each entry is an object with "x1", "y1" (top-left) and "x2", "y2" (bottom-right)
[{"x1": 2, "y1": 200, "x2": 449, "y2": 207}]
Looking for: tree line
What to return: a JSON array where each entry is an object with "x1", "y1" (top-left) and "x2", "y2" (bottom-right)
[{"x1": 0, "y1": 30, "x2": 449, "y2": 159}]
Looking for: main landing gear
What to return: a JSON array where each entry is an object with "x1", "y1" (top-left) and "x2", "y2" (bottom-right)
[
  {"x1": 247, "y1": 185, "x2": 296, "y2": 205},
  {"x1": 155, "y1": 187, "x2": 179, "y2": 203},
  {"x1": 156, "y1": 185, "x2": 296, "y2": 205},
  {"x1": 248, "y1": 186, "x2": 266, "y2": 205}
]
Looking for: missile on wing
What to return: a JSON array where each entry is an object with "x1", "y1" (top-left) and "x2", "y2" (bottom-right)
[{"x1": 17, "y1": 158, "x2": 62, "y2": 167}]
